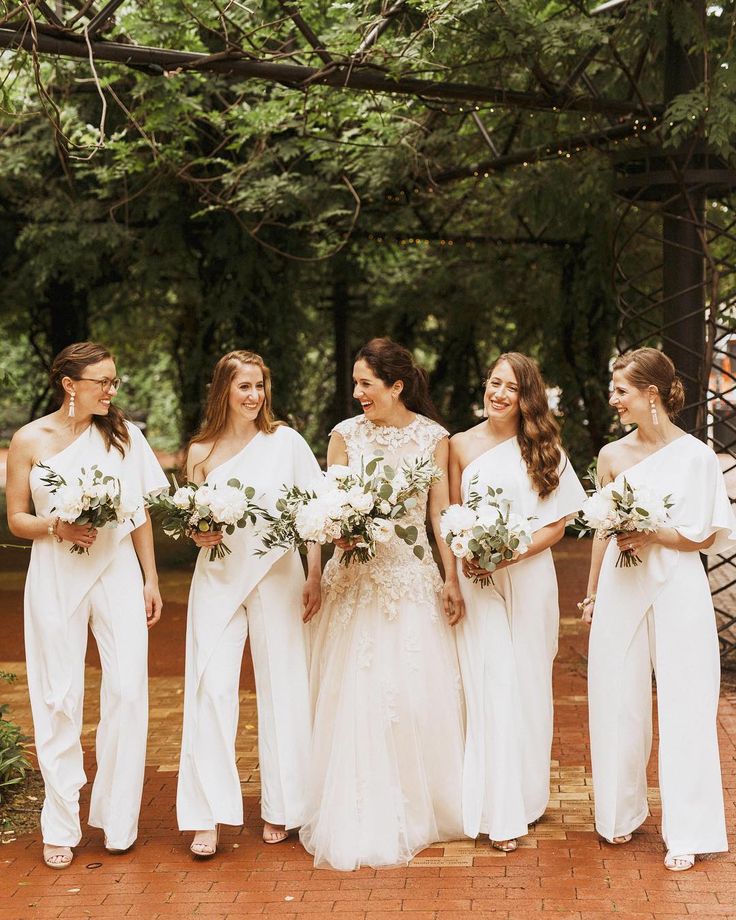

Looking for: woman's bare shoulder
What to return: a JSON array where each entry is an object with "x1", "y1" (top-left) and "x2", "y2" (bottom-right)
[
  {"x1": 9, "y1": 417, "x2": 55, "y2": 453},
  {"x1": 450, "y1": 422, "x2": 486, "y2": 460},
  {"x1": 187, "y1": 440, "x2": 213, "y2": 462},
  {"x1": 597, "y1": 434, "x2": 636, "y2": 480}
]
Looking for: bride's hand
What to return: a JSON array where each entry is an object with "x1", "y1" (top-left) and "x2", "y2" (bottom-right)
[
  {"x1": 442, "y1": 579, "x2": 465, "y2": 626},
  {"x1": 333, "y1": 536, "x2": 360, "y2": 551}
]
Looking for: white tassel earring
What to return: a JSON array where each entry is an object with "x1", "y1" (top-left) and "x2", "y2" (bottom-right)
[
  {"x1": 68, "y1": 393, "x2": 75, "y2": 419},
  {"x1": 649, "y1": 397, "x2": 659, "y2": 426}
]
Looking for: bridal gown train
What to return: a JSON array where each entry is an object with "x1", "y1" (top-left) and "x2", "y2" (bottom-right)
[{"x1": 299, "y1": 414, "x2": 466, "y2": 871}]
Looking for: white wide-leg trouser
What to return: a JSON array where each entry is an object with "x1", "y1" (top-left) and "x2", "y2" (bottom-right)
[
  {"x1": 590, "y1": 604, "x2": 727, "y2": 855},
  {"x1": 25, "y1": 556, "x2": 148, "y2": 850},
  {"x1": 177, "y1": 583, "x2": 307, "y2": 830}
]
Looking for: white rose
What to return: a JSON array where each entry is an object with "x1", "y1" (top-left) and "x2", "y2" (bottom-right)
[
  {"x1": 87, "y1": 482, "x2": 109, "y2": 502},
  {"x1": 295, "y1": 498, "x2": 329, "y2": 543},
  {"x1": 631, "y1": 486, "x2": 670, "y2": 529},
  {"x1": 326, "y1": 519, "x2": 343, "y2": 540},
  {"x1": 172, "y1": 486, "x2": 195, "y2": 509},
  {"x1": 320, "y1": 489, "x2": 349, "y2": 521},
  {"x1": 475, "y1": 503, "x2": 503, "y2": 529},
  {"x1": 346, "y1": 486, "x2": 374, "y2": 514},
  {"x1": 325, "y1": 464, "x2": 353, "y2": 483},
  {"x1": 55, "y1": 484, "x2": 84, "y2": 522},
  {"x1": 194, "y1": 485, "x2": 215, "y2": 508},
  {"x1": 392, "y1": 471, "x2": 408, "y2": 494},
  {"x1": 118, "y1": 484, "x2": 141, "y2": 520},
  {"x1": 379, "y1": 499, "x2": 392, "y2": 515},
  {"x1": 440, "y1": 504, "x2": 477, "y2": 539},
  {"x1": 208, "y1": 485, "x2": 248, "y2": 526},
  {"x1": 371, "y1": 518, "x2": 394, "y2": 544},
  {"x1": 581, "y1": 487, "x2": 615, "y2": 530},
  {"x1": 450, "y1": 534, "x2": 471, "y2": 558}
]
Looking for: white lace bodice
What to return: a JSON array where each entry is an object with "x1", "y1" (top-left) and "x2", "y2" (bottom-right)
[
  {"x1": 323, "y1": 414, "x2": 448, "y2": 622},
  {"x1": 336, "y1": 414, "x2": 447, "y2": 462}
]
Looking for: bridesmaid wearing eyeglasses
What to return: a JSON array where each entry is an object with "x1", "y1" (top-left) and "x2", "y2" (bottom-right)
[{"x1": 6, "y1": 342, "x2": 168, "y2": 870}]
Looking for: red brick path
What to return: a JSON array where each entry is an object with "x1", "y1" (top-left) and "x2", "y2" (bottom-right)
[{"x1": 2, "y1": 539, "x2": 736, "y2": 919}]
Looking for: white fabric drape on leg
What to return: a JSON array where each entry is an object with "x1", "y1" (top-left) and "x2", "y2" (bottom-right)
[
  {"x1": 588, "y1": 434, "x2": 736, "y2": 854},
  {"x1": 176, "y1": 426, "x2": 320, "y2": 832},
  {"x1": 177, "y1": 600, "x2": 248, "y2": 830},
  {"x1": 24, "y1": 422, "x2": 167, "y2": 847},
  {"x1": 177, "y1": 552, "x2": 312, "y2": 830},
  {"x1": 456, "y1": 438, "x2": 586, "y2": 839}
]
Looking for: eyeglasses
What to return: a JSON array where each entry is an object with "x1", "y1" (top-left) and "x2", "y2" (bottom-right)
[{"x1": 75, "y1": 376, "x2": 121, "y2": 392}]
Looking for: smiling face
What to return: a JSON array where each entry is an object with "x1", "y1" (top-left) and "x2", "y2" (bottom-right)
[
  {"x1": 352, "y1": 358, "x2": 401, "y2": 422},
  {"x1": 227, "y1": 363, "x2": 265, "y2": 424},
  {"x1": 609, "y1": 368, "x2": 652, "y2": 425},
  {"x1": 484, "y1": 359, "x2": 521, "y2": 427},
  {"x1": 66, "y1": 357, "x2": 118, "y2": 417}
]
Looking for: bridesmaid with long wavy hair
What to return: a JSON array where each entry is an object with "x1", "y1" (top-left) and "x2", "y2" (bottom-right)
[
  {"x1": 449, "y1": 353, "x2": 585, "y2": 851},
  {"x1": 176, "y1": 350, "x2": 322, "y2": 856}
]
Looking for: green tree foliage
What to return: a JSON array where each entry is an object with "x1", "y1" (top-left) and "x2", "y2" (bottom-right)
[{"x1": 0, "y1": 1, "x2": 733, "y2": 464}]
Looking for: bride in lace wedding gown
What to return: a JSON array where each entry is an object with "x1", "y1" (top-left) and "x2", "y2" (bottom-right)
[{"x1": 299, "y1": 339, "x2": 466, "y2": 871}]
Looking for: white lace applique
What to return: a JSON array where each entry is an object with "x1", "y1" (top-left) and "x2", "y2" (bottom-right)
[
  {"x1": 332, "y1": 414, "x2": 448, "y2": 468},
  {"x1": 382, "y1": 680, "x2": 399, "y2": 724},
  {"x1": 355, "y1": 777, "x2": 367, "y2": 819},
  {"x1": 319, "y1": 413, "x2": 448, "y2": 629},
  {"x1": 404, "y1": 627, "x2": 421, "y2": 672},
  {"x1": 356, "y1": 629, "x2": 374, "y2": 669}
]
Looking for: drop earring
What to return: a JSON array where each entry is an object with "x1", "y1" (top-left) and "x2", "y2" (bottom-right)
[
  {"x1": 68, "y1": 393, "x2": 75, "y2": 419},
  {"x1": 649, "y1": 398, "x2": 659, "y2": 426}
]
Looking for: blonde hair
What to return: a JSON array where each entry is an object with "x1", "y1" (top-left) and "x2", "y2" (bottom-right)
[{"x1": 613, "y1": 348, "x2": 685, "y2": 419}]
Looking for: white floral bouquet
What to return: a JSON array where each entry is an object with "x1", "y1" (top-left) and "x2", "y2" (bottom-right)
[
  {"x1": 441, "y1": 477, "x2": 534, "y2": 585},
  {"x1": 147, "y1": 477, "x2": 262, "y2": 561},
  {"x1": 258, "y1": 455, "x2": 442, "y2": 566},
  {"x1": 578, "y1": 477, "x2": 672, "y2": 567},
  {"x1": 37, "y1": 462, "x2": 141, "y2": 554}
]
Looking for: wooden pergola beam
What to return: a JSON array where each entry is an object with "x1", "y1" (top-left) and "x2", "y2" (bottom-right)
[
  {"x1": 0, "y1": 23, "x2": 664, "y2": 118},
  {"x1": 431, "y1": 117, "x2": 659, "y2": 183}
]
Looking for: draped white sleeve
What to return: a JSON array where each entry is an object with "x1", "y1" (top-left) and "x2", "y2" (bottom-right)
[
  {"x1": 457, "y1": 437, "x2": 586, "y2": 836},
  {"x1": 461, "y1": 438, "x2": 587, "y2": 532},
  {"x1": 187, "y1": 425, "x2": 322, "y2": 688},
  {"x1": 25, "y1": 422, "x2": 168, "y2": 715},
  {"x1": 670, "y1": 445, "x2": 736, "y2": 554},
  {"x1": 588, "y1": 435, "x2": 736, "y2": 853}
]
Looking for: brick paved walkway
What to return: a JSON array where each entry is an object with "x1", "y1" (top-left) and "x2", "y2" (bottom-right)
[{"x1": 2, "y1": 539, "x2": 736, "y2": 919}]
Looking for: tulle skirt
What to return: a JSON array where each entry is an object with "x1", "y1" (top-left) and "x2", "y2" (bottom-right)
[{"x1": 300, "y1": 562, "x2": 466, "y2": 870}]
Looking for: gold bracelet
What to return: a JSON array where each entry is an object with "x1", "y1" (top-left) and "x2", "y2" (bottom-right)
[{"x1": 48, "y1": 517, "x2": 63, "y2": 543}]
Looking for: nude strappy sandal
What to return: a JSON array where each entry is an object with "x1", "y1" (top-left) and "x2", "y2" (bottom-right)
[
  {"x1": 43, "y1": 845, "x2": 73, "y2": 869},
  {"x1": 190, "y1": 826, "x2": 220, "y2": 859},
  {"x1": 664, "y1": 851, "x2": 694, "y2": 871}
]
